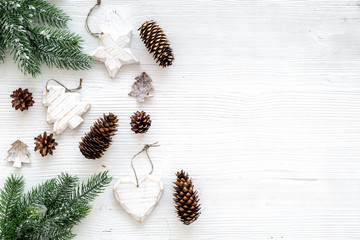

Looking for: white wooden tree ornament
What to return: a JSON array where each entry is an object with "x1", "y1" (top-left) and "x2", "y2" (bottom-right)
[
  {"x1": 5, "y1": 140, "x2": 30, "y2": 168},
  {"x1": 113, "y1": 142, "x2": 163, "y2": 223},
  {"x1": 43, "y1": 79, "x2": 91, "y2": 135}
]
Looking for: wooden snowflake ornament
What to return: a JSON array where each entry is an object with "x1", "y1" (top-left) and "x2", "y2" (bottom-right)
[
  {"x1": 91, "y1": 27, "x2": 139, "y2": 79},
  {"x1": 5, "y1": 140, "x2": 31, "y2": 168},
  {"x1": 43, "y1": 81, "x2": 91, "y2": 134},
  {"x1": 113, "y1": 175, "x2": 163, "y2": 223}
]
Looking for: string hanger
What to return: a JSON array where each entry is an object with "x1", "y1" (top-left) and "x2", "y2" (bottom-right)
[
  {"x1": 131, "y1": 142, "x2": 160, "y2": 187},
  {"x1": 85, "y1": 0, "x2": 104, "y2": 38},
  {"x1": 45, "y1": 78, "x2": 83, "y2": 93}
]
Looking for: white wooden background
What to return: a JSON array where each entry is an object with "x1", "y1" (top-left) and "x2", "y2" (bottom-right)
[{"x1": 1, "y1": 0, "x2": 360, "y2": 239}]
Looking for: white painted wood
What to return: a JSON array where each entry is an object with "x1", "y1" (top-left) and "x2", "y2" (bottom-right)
[
  {"x1": 43, "y1": 86, "x2": 91, "y2": 134},
  {"x1": 113, "y1": 174, "x2": 164, "y2": 223},
  {"x1": 1, "y1": 0, "x2": 360, "y2": 239},
  {"x1": 5, "y1": 140, "x2": 31, "y2": 168}
]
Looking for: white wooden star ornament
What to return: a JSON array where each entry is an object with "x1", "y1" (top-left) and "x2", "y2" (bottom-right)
[
  {"x1": 113, "y1": 142, "x2": 163, "y2": 223},
  {"x1": 86, "y1": 1, "x2": 139, "y2": 79},
  {"x1": 91, "y1": 28, "x2": 139, "y2": 79}
]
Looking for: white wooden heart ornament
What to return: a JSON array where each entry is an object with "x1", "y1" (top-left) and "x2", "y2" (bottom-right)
[{"x1": 113, "y1": 175, "x2": 163, "y2": 223}]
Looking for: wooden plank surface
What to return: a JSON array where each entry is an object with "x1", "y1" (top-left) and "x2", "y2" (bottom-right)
[{"x1": 1, "y1": 0, "x2": 360, "y2": 239}]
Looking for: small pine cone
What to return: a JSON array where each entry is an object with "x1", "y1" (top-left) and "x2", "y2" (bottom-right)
[
  {"x1": 34, "y1": 132, "x2": 58, "y2": 157},
  {"x1": 10, "y1": 88, "x2": 35, "y2": 111},
  {"x1": 130, "y1": 111, "x2": 151, "y2": 134},
  {"x1": 79, "y1": 113, "x2": 118, "y2": 159},
  {"x1": 173, "y1": 170, "x2": 201, "y2": 225},
  {"x1": 139, "y1": 20, "x2": 174, "y2": 67}
]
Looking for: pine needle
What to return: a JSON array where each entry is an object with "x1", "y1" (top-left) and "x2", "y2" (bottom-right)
[
  {"x1": 0, "y1": 171, "x2": 112, "y2": 239},
  {"x1": 0, "y1": 0, "x2": 91, "y2": 76}
]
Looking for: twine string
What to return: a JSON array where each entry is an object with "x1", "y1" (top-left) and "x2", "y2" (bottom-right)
[
  {"x1": 85, "y1": 0, "x2": 103, "y2": 37},
  {"x1": 45, "y1": 78, "x2": 83, "y2": 93},
  {"x1": 131, "y1": 142, "x2": 160, "y2": 187}
]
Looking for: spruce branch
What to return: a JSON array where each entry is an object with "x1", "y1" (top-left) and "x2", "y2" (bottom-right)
[
  {"x1": 31, "y1": 27, "x2": 91, "y2": 71},
  {"x1": 0, "y1": 172, "x2": 112, "y2": 240},
  {"x1": 0, "y1": 175, "x2": 25, "y2": 239},
  {"x1": 0, "y1": 11, "x2": 41, "y2": 76},
  {"x1": 0, "y1": 0, "x2": 91, "y2": 76},
  {"x1": 0, "y1": 37, "x2": 5, "y2": 63},
  {"x1": 24, "y1": 0, "x2": 70, "y2": 28},
  {"x1": 71, "y1": 171, "x2": 113, "y2": 205}
]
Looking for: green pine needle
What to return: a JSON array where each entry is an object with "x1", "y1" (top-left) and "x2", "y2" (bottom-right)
[
  {"x1": 25, "y1": 0, "x2": 70, "y2": 28},
  {"x1": 0, "y1": 0, "x2": 91, "y2": 77},
  {"x1": 0, "y1": 171, "x2": 112, "y2": 240}
]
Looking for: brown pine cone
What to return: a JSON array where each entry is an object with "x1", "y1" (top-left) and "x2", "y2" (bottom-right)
[
  {"x1": 173, "y1": 170, "x2": 201, "y2": 225},
  {"x1": 79, "y1": 113, "x2": 119, "y2": 160},
  {"x1": 130, "y1": 111, "x2": 151, "y2": 134},
  {"x1": 10, "y1": 88, "x2": 35, "y2": 111},
  {"x1": 34, "y1": 132, "x2": 58, "y2": 157},
  {"x1": 138, "y1": 20, "x2": 174, "y2": 67}
]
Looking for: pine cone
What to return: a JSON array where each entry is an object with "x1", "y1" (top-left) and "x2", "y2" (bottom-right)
[
  {"x1": 34, "y1": 132, "x2": 58, "y2": 157},
  {"x1": 130, "y1": 111, "x2": 151, "y2": 134},
  {"x1": 79, "y1": 113, "x2": 118, "y2": 159},
  {"x1": 10, "y1": 88, "x2": 35, "y2": 111},
  {"x1": 173, "y1": 170, "x2": 201, "y2": 225},
  {"x1": 139, "y1": 20, "x2": 174, "y2": 67}
]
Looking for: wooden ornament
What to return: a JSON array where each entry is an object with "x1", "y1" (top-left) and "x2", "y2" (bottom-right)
[
  {"x1": 91, "y1": 27, "x2": 139, "y2": 79},
  {"x1": 43, "y1": 83, "x2": 91, "y2": 135},
  {"x1": 5, "y1": 140, "x2": 30, "y2": 168},
  {"x1": 113, "y1": 175, "x2": 163, "y2": 223},
  {"x1": 129, "y1": 72, "x2": 154, "y2": 103},
  {"x1": 86, "y1": 3, "x2": 139, "y2": 79},
  {"x1": 113, "y1": 142, "x2": 162, "y2": 222}
]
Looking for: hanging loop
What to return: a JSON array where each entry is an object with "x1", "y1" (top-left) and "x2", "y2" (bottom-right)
[
  {"x1": 85, "y1": 0, "x2": 104, "y2": 38},
  {"x1": 131, "y1": 142, "x2": 160, "y2": 187},
  {"x1": 46, "y1": 78, "x2": 83, "y2": 93}
]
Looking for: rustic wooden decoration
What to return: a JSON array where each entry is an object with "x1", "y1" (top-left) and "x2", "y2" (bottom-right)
[
  {"x1": 113, "y1": 175, "x2": 164, "y2": 223},
  {"x1": 129, "y1": 72, "x2": 154, "y2": 103},
  {"x1": 43, "y1": 85, "x2": 91, "y2": 135},
  {"x1": 113, "y1": 142, "x2": 162, "y2": 222},
  {"x1": 91, "y1": 28, "x2": 139, "y2": 79},
  {"x1": 5, "y1": 140, "x2": 31, "y2": 168}
]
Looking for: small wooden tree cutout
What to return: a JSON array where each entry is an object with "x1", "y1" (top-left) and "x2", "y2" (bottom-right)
[
  {"x1": 129, "y1": 72, "x2": 154, "y2": 103},
  {"x1": 43, "y1": 85, "x2": 91, "y2": 134},
  {"x1": 5, "y1": 140, "x2": 31, "y2": 168}
]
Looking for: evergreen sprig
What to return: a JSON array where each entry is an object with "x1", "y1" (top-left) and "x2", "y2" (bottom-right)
[
  {"x1": 0, "y1": 0, "x2": 91, "y2": 76},
  {"x1": 0, "y1": 171, "x2": 112, "y2": 240}
]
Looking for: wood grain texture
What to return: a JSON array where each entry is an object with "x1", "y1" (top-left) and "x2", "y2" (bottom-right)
[{"x1": 1, "y1": 0, "x2": 360, "y2": 239}]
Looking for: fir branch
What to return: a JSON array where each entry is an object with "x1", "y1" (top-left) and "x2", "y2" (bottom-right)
[
  {"x1": 31, "y1": 27, "x2": 91, "y2": 71},
  {"x1": 31, "y1": 26, "x2": 83, "y2": 50},
  {"x1": 0, "y1": 5, "x2": 41, "y2": 76},
  {"x1": 71, "y1": 171, "x2": 112, "y2": 205},
  {"x1": 0, "y1": 172, "x2": 112, "y2": 240},
  {"x1": 0, "y1": 175, "x2": 25, "y2": 239},
  {"x1": 0, "y1": 43, "x2": 5, "y2": 63},
  {"x1": 44, "y1": 173, "x2": 79, "y2": 210},
  {"x1": 24, "y1": 0, "x2": 70, "y2": 28},
  {"x1": 0, "y1": 0, "x2": 91, "y2": 76},
  {"x1": 10, "y1": 179, "x2": 57, "y2": 239}
]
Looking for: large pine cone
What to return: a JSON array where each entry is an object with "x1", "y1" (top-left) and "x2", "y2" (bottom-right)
[
  {"x1": 139, "y1": 20, "x2": 174, "y2": 67},
  {"x1": 79, "y1": 113, "x2": 118, "y2": 159},
  {"x1": 173, "y1": 170, "x2": 201, "y2": 225},
  {"x1": 130, "y1": 111, "x2": 151, "y2": 134},
  {"x1": 34, "y1": 132, "x2": 58, "y2": 157},
  {"x1": 11, "y1": 88, "x2": 35, "y2": 111}
]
